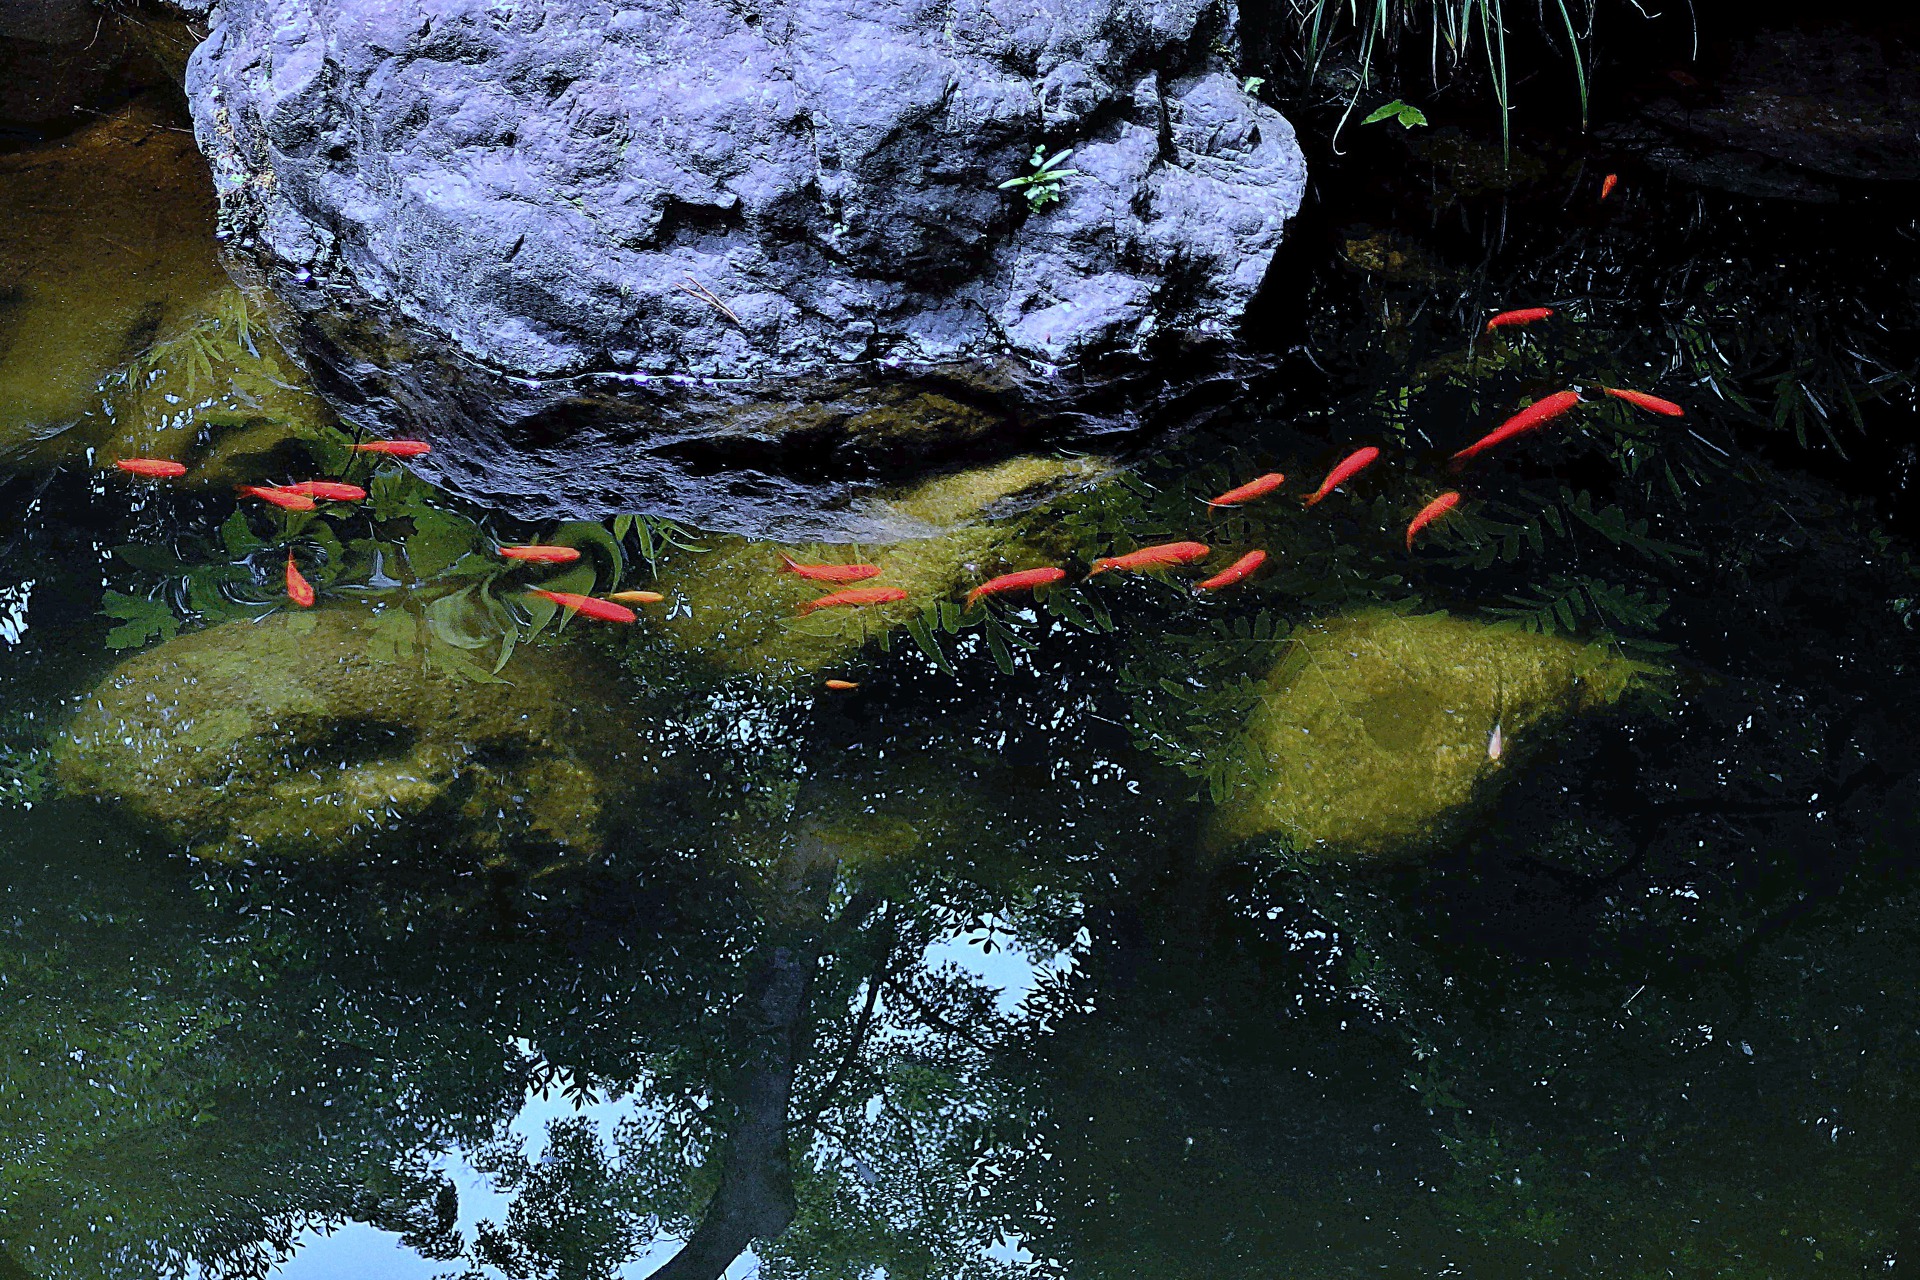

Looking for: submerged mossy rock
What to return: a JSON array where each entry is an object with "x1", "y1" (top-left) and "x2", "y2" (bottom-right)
[
  {"x1": 0, "y1": 99, "x2": 333, "y2": 482},
  {"x1": 56, "y1": 608, "x2": 662, "y2": 863},
  {"x1": 654, "y1": 454, "x2": 1106, "y2": 676},
  {"x1": 1210, "y1": 610, "x2": 1649, "y2": 861},
  {"x1": 0, "y1": 99, "x2": 228, "y2": 456}
]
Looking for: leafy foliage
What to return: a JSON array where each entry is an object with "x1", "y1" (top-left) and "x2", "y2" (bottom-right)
[{"x1": 996, "y1": 147, "x2": 1083, "y2": 213}]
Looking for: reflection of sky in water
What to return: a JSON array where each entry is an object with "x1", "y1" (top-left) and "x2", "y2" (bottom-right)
[
  {"x1": 274, "y1": 936, "x2": 1062, "y2": 1277},
  {"x1": 276, "y1": 1081, "x2": 758, "y2": 1278},
  {"x1": 0, "y1": 580, "x2": 32, "y2": 646}
]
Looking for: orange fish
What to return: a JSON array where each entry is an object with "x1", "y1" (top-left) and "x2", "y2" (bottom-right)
[
  {"x1": 607, "y1": 589, "x2": 665, "y2": 604},
  {"x1": 1600, "y1": 173, "x2": 1618, "y2": 200},
  {"x1": 284, "y1": 481, "x2": 368, "y2": 502},
  {"x1": 1087, "y1": 541, "x2": 1211, "y2": 576},
  {"x1": 1406, "y1": 492, "x2": 1462, "y2": 549},
  {"x1": 799, "y1": 586, "x2": 909, "y2": 614},
  {"x1": 498, "y1": 545, "x2": 582, "y2": 564},
  {"x1": 1303, "y1": 447, "x2": 1381, "y2": 506},
  {"x1": 823, "y1": 679, "x2": 860, "y2": 691},
  {"x1": 779, "y1": 553, "x2": 883, "y2": 584},
  {"x1": 1601, "y1": 386, "x2": 1684, "y2": 417},
  {"x1": 285, "y1": 552, "x2": 315, "y2": 608},
  {"x1": 1196, "y1": 550, "x2": 1267, "y2": 591},
  {"x1": 966, "y1": 566, "x2": 1067, "y2": 607},
  {"x1": 352, "y1": 440, "x2": 432, "y2": 457},
  {"x1": 115, "y1": 458, "x2": 187, "y2": 479},
  {"x1": 1485, "y1": 307, "x2": 1554, "y2": 332},
  {"x1": 1449, "y1": 391, "x2": 1583, "y2": 467},
  {"x1": 236, "y1": 484, "x2": 318, "y2": 512},
  {"x1": 1206, "y1": 473, "x2": 1286, "y2": 507},
  {"x1": 528, "y1": 589, "x2": 636, "y2": 623}
]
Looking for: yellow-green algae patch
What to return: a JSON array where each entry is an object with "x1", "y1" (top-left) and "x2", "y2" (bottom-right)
[
  {"x1": 0, "y1": 98, "x2": 228, "y2": 451},
  {"x1": 0, "y1": 97, "x2": 334, "y2": 482},
  {"x1": 55, "y1": 607, "x2": 667, "y2": 863},
  {"x1": 653, "y1": 454, "x2": 1107, "y2": 676},
  {"x1": 1209, "y1": 609, "x2": 1652, "y2": 861}
]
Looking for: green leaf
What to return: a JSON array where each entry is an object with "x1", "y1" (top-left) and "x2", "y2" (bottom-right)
[
  {"x1": 405, "y1": 509, "x2": 479, "y2": 579},
  {"x1": 113, "y1": 543, "x2": 186, "y2": 575},
  {"x1": 367, "y1": 610, "x2": 419, "y2": 665},
  {"x1": 221, "y1": 511, "x2": 264, "y2": 558},
  {"x1": 424, "y1": 585, "x2": 492, "y2": 650},
  {"x1": 100, "y1": 592, "x2": 180, "y2": 650},
  {"x1": 552, "y1": 520, "x2": 623, "y2": 586}
]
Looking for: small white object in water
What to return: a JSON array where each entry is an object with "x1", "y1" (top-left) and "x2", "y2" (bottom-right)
[{"x1": 1487, "y1": 722, "x2": 1505, "y2": 761}]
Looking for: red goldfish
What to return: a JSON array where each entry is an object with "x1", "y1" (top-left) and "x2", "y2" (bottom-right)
[
  {"x1": 528, "y1": 589, "x2": 636, "y2": 623},
  {"x1": 1196, "y1": 550, "x2": 1267, "y2": 591},
  {"x1": 966, "y1": 566, "x2": 1066, "y2": 607},
  {"x1": 1449, "y1": 391, "x2": 1583, "y2": 466},
  {"x1": 237, "y1": 485, "x2": 318, "y2": 512},
  {"x1": 352, "y1": 440, "x2": 431, "y2": 457},
  {"x1": 1303, "y1": 447, "x2": 1381, "y2": 506},
  {"x1": 1485, "y1": 307, "x2": 1554, "y2": 332},
  {"x1": 607, "y1": 589, "x2": 665, "y2": 604},
  {"x1": 779, "y1": 553, "x2": 882, "y2": 584},
  {"x1": 284, "y1": 481, "x2": 368, "y2": 502},
  {"x1": 1206, "y1": 473, "x2": 1286, "y2": 507},
  {"x1": 1087, "y1": 541, "x2": 1211, "y2": 576},
  {"x1": 799, "y1": 586, "x2": 909, "y2": 614},
  {"x1": 824, "y1": 679, "x2": 860, "y2": 691},
  {"x1": 1600, "y1": 173, "x2": 1618, "y2": 200},
  {"x1": 116, "y1": 458, "x2": 187, "y2": 479},
  {"x1": 285, "y1": 552, "x2": 315, "y2": 608},
  {"x1": 498, "y1": 545, "x2": 582, "y2": 564},
  {"x1": 1601, "y1": 386, "x2": 1684, "y2": 417},
  {"x1": 1406, "y1": 492, "x2": 1462, "y2": 548}
]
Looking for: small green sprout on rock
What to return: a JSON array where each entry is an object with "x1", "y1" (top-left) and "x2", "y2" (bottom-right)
[
  {"x1": 998, "y1": 146, "x2": 1083, "y2": 212},
  {"x1": 1363, "y1": 98, "x2": 1428, "y2": 129}
]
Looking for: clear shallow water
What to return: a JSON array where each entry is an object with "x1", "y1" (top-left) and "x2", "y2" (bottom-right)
[{"x1": 5, "y1": 24, "x2": 1920, "y2": 1280}]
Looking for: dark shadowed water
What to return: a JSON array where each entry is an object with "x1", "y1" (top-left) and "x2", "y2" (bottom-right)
[{"x1": 4, "y1": 16, "x2": 1920, "y2": 1280}]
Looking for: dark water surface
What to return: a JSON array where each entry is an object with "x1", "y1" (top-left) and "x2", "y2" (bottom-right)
[{"x1": 5, "y1": 19, "x2": 1920, "y2": 1280}]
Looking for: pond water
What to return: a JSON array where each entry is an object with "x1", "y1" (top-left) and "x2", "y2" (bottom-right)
[{"x1": 4, "y1": 18, "x2": 1920, "y2": 1280}]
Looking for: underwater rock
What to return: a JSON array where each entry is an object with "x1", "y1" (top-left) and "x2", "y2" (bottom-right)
[
  {"x1": 172, "y1": 0, "x2": 1304, "y2": 535},
  {"x1": 0, "y1": 98, "x2": 230, "y2": 456},
  {"x1": 1623, "y1": 23, "x2": 1920, "y2": 199},
  {"x1": 56, "y1": 608, "x2": 661, "y2": 862},
  {"x1": 1209, "y1": 610, "x2": 1648, "y2": 861},
  {"x1": 654, "y1": 454, "x2": 1104, "y2": 675}
]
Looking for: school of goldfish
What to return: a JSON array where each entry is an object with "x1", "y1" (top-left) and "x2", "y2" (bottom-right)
[{"x1": 111, "y1": 288, "x2": 1683, "y2": 692}]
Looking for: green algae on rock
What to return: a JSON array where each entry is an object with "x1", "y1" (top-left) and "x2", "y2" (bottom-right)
[
  {"x1": 0, "y1": 98, "x2": 228, "y2": 453},
  {"x1": 55, "y1": 608, "x2": 663, "y2": 863},
  {"x1": 652, "y1": 454, "x2": 1107, "y2": 676},
  {"x1": 1209, "y1": 610, "x2": 1651, "y2": 861},
  {"x1": 0, "y1": 97, "x2": 335, "y2": 483}
]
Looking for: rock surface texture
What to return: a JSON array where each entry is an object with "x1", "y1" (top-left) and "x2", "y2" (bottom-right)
[
  {"x1": 1615, "y1": 22, "x2": 1920, "y2": 203},
  {"x1": 177, "y1": 0, "x2": 1305, "y2": 535}
]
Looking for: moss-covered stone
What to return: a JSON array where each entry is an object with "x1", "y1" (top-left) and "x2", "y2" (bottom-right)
[
  {"x1": 1209, "y1": 609, "x2": 1650, "y2": 860},
  {"x1": 55, "y1": 608, "x2": 663, "y2": 863},
  {"x1": 653, "y1": 454, "x2": 1107, "y2": 676},
  {"x1": 0, "y1": 99, "x2": 228, "y2": 452},
  {"x1": 0, "y1": 100, "x2": 333, "y2": 482}
]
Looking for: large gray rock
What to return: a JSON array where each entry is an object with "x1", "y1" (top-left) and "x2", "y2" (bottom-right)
[{"x1": 181, "y1": 0, "x2": 1304, "y2": 536}]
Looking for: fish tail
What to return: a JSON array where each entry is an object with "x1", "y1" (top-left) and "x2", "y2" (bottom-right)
[{"x1": 1302, "y1": 491, "x2": 1325, "y2": 507}]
